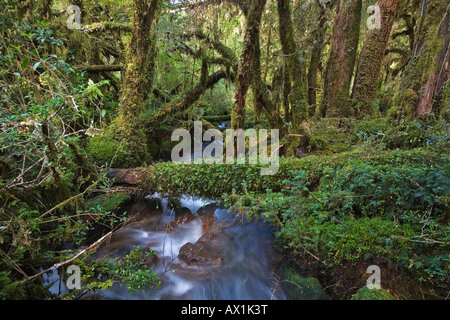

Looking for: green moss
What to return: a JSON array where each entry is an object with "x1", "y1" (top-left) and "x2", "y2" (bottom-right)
[
  {"x1": 86, "y1": 192, "x2": 132, "y2": 213},
  {"x1": 86, "y1": 131, "x2": 129, "y2": 168},
  {"x1": 280, "y1": 265, "x2": 330, "y2": 300},
  {"x1": 350, "y1": 286, "x2": 396, "y2": 300}
]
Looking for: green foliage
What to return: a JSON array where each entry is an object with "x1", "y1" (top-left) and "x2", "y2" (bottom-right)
[
  {"x1": 280, "y1": 265, "x2": 330, "y2": 300},
  {"x1": 353, "y1": 118, "x2": 389, "y2": 145},
  {"x1": 383, "y1": 119, "x2": 449, "y2": 151},
  {"x1": 79, "y1": 246, "x2": 160, "y2": 296},
  {"x1": 111, "y1": 246, "x2": 161, "y2": 294},
  {"x1": 350, "y1": 286, "x2": 396, "y2": 300},
  {"x1": 221, "y1": 148, "x2": 449, "y2": 294}
]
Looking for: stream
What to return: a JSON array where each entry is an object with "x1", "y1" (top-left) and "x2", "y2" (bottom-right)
[{"x1": 44, "y1": 194, "x2": 287, "y2": 300}]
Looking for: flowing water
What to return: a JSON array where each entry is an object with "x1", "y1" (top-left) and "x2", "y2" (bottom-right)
[{"x1": 44, "y1": 194, "x2": 286, "y2": 300}]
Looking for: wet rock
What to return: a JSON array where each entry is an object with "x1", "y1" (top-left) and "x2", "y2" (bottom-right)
[
  {"x1": 201, "y1": 214, "x2": 216, "y2": 234},
  {"x1": 175, "y1": 207, "x2": 192, "y2": 218},
  {"x1": 197, "y1": 203, "x2": 218, "y2": 216},
  {"x1": 178, "y1": 234, "x2": 224, "y2": 266},
  {"x1": 144, "y1": 197, "x2": 163, "y2": 213}
]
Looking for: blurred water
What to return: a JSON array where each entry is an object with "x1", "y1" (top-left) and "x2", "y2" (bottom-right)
[{"x1": 45, "y1": 195, "x2": 286, "y2": 300}]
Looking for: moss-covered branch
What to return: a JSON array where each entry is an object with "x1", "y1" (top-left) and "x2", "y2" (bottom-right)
[
  {"x1": 75, "y1": 64, "x2": 123, "y2": 73},
  {"x1": 148, "y1": 70, "x2": 230, "y2": 126}
]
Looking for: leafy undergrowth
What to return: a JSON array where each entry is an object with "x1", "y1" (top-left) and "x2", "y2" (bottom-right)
[{"x1": 144, "y1": 119, "x2": 449, "y2": 300}]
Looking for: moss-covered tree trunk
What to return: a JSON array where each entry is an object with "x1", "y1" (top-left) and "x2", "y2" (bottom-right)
[
  {"x1": 307, "y1": 1, "x2": 329, "y2": 109},
  {"x1": 277, "y1": 0, "x2": 309, "y2": 134},
  {"x1": 321, "y1": 0, "x2": 362, "y2": 118},
  {"x1": 252, "y1": 40, "x2": 285, "y2": 131},
  {"x1": 352, "y1": 0, "x2": 399, "y2": 117},
  {"x1": 231, "y1": 0, "x2": 267, "y2": 130},
  {"x1": 143, "y1": 18, "x2": 159, "y2": 102},
  {"x1": 116, "y1": 0, "x2": 159, "y2": 167},
  {"x1": 391, "y1": 0, "x2": 449, "y2": 120}
]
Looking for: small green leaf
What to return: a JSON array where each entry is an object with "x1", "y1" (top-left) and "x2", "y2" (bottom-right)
[
  {"x1": 21, "y1": 57, "x2": 30, "y2": 69},
  {"x1": 33, "y1": 62, "x2": 41, "y2": 71}
]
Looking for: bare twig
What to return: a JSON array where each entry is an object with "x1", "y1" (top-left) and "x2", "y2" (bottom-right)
[{"x1": 25, "y1": 231, "x2": 113, "y2": 282}]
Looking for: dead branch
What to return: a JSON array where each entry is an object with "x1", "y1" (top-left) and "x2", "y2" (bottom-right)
[{"x1": 25, "y1": 231, "x2": 113, "y2": 282}]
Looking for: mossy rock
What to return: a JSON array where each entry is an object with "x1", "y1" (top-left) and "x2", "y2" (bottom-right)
[
  {"x1": 86, "y1": 192, "x2": 132, "y2": 213},
  {"x1": 280, "y1": 265, "x2": 330, "y2": 300},
  {"x1": 350, "y1": 286, "x2": 396, "y2": 300}
]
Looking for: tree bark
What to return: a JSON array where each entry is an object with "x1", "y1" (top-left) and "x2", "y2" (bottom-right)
[
  {"x1": 391, "y1": 0, "x2": 450, "y2": 120},
  {"x1": 231, "y1": 0, "x2": 267, "y2": 130},
  {"x1": 352, "y1": 0, "x2": 399, "y2": 117},
  {"x1": 321, "y1": 0, "x2": 362, "y2": 118},
  {"x1": 277, "y1": 0, "x2": 309, "y2": 134}
]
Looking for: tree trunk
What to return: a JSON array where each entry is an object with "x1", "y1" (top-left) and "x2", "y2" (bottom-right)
[
  {"x1": 231, "y1": 0, "x2": 267, "y2": 130},
  {"x1": 116, "y1": 0, "x2": 159, "y2": 167},
  {"x1": 307, "y1": 1, "x2": 329, "y2": 109},
  {"x1": 352, "y1": 0, "x2": 399, "y2": 117},
  {"x1": 252, "y1": 41, "x2": 285, "y2": 130},
  {"x1": 277, "y1": 0, "x2": 309, "y2": 133},
  {"x1": 391, "y1": 0, "x2": 449, "y2": 120},
  {"x1": 144, "y1": 18, "x2": 160, "y2": 102},
  {"x1": 321, "y1": 0, "x2": 362, "y2": 118}
]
